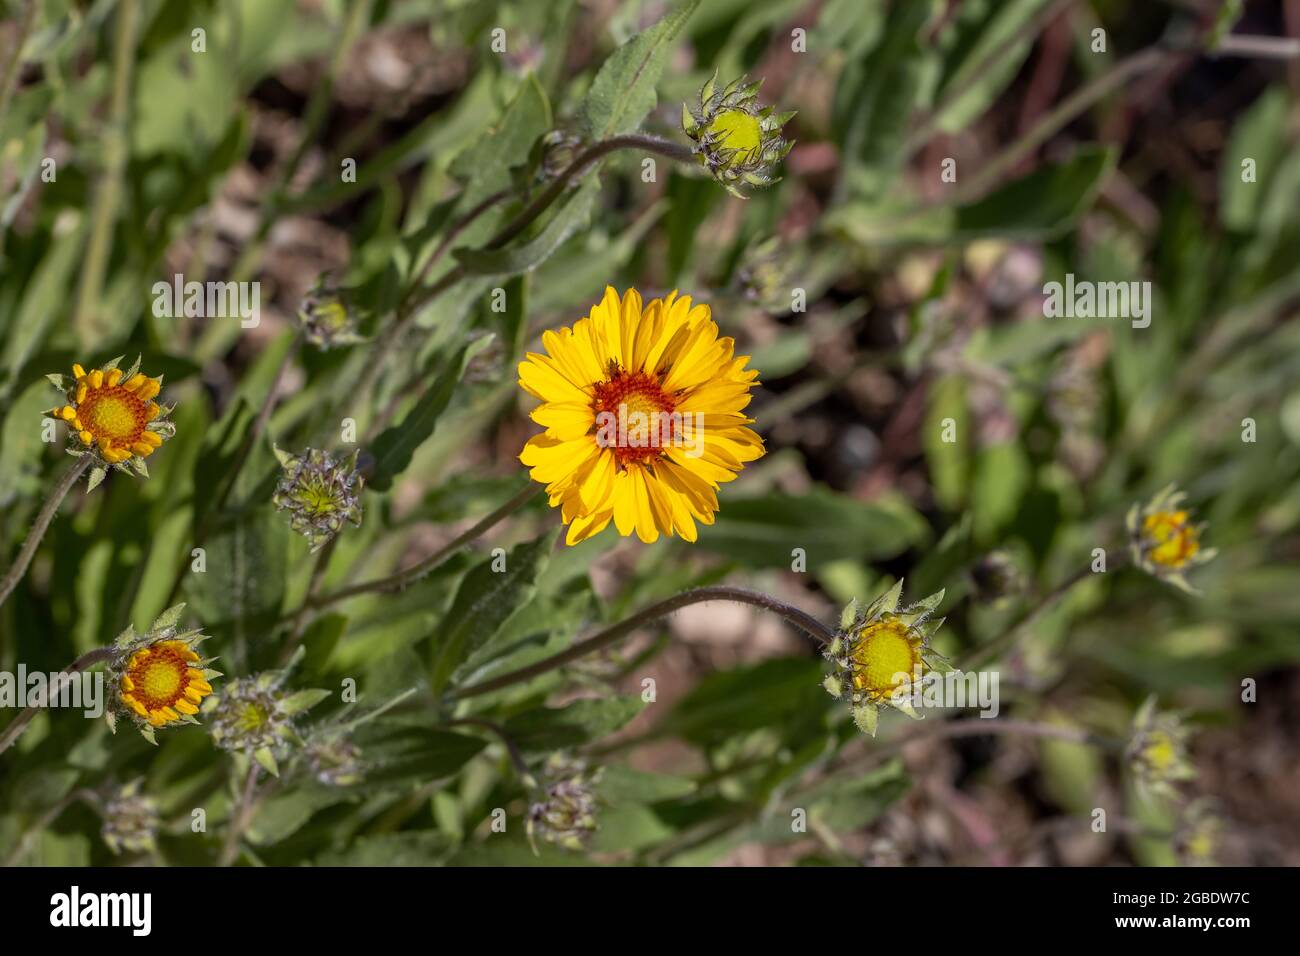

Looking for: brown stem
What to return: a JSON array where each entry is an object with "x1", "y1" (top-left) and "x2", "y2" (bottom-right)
[
  {"x1": 0, "y1": 455, "x2": 92, "y2": 613},
  {"x1": 0, "y1": 647, "x2": 113, "y2": 756},
  {"x1": 307, "y1": 484, "x2": 541, "y2": 611},
  {"x1": 345, "y1": 134, "x2": 693, "y2": 426},
  {"x1": 217, "y1": 765, "x2": 260, "y2": 867},
  {"x1": 450, "y1": 586, "x2": 835, "y2": 701}
]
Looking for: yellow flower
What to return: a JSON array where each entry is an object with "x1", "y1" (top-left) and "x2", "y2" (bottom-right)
[
  {"x1": 823, "y1": 581, "x2": 949, "y2": 736},
  {"x1": 105, "y1": 604, "x2": 219, "y2": 744},
  {"x1": 518, "y1": 287, "x2": 764, "y2": 545},
  {"x1": 48, "y1": 357, "x2": 173, "y2": 474},
  {"x1": 1127, "y1": 484, "x2": 1216, "y2": 592},
  {"x1": 120, "y1": 641, "x2": 212, "y2": 727}
]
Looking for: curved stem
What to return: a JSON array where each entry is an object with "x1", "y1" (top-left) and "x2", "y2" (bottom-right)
[
  {"x1": 279, "y1": 534, "x2": 339, "y2": 664},
  {"x1": 961, "y1": 560, "x2": 1107, "y2": 671},
  {"x1": 0, "y1": 646, "x2": 112, "y2": 756},
  {"x1": 450, "y1": 585, "x2": 835, "y2": 701},
  {"x1": 0, "y1": 787, "x2": 98, "y2": 867},
  {"x1": 307, "y1": 484, "x2": 541, "y2": 611},
  {"x1": 345, "y1": 134, "x2": 695, "y2": 424},
  {"x1": 0, "y1": 455, "x2": 91, "y2": 613}
]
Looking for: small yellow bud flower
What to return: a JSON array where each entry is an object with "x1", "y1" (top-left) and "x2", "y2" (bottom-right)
[
  {"x1": 45, "y1": 355, "x2": 176, "y2": 488},
  {"x1": 682, "y1": 72, "x2": 794, "y2": 198},
  {"x1": 1127, "y1": 484, "x2": 1217, "y2": 592},
  {"x1": 824, "y1": 581, "x2": 949, "y2": 736}
]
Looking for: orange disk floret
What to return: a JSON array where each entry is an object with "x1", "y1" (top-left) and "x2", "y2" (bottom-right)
[
  {"x1": 58, "y1": 363, "x2": 163, "y2": 463},
  {"x1": 120, "y1": 640, "x2": 213, "y2": 728}
]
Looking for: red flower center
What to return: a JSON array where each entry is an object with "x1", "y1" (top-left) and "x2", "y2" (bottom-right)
[{"x1": 591, "y1": 365, "x2": 679, "y2": 466}]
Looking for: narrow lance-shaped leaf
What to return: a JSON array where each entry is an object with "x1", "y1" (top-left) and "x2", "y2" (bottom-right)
[{"x1": 368, "y1": 335, "x2": 495, "y2": 492}]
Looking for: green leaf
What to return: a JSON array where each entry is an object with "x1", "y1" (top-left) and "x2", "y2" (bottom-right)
[
  {"x1": 368, "y1": 337, "x2": 494, "y2": 492},
  {"x1": 429, "y1": 531, "x2": 557, "y2": 695},
  {"x1": 931, "y1": 0, "x2": 1053, "y2": 134},
  {"x1": 315, "y1": 832, "x2": 455, "y2": 866},
  {"x1": 183, "y1": 504, "x2": 289, "y2": 630},
  {"x1": 0, "y1": 379, "x2": 56, "y2": 507},
  {"x1": 579, "y1": 0, "x2": 701, "y2": 140},
  {"x1": 280, "y1": 688, "x2": 332, "y2": 715},
  {"x1": 452, "y1": 178, "x2": 600, "y2": 278},
  {"x1": 450, "y1": 74, "x2": 552, "y2": 207},
  {"x1": 246, "y1": 788, "x2": 346, "y2": 846},
  {"x1": 659, "y1": 657, "x2": 830, "y2": 747},
  {"x1": 699, "y1": 487, "x2": 928, "y2": 568},
  {"x1": 834, "y1": 0, "x2": 935, "y2": 194},
  {"x1": 503, "y1": 696, "x2": 645, "y2": 751},
  {"x1": 598, "y1": 765, "x2": 696, "y2": 804},
  {"x1": 352, "y1": 728, "x2": 487, "y2": 789},
  {"x1": 954, "y1": 145, "x2": 1116, "y2": 240}
]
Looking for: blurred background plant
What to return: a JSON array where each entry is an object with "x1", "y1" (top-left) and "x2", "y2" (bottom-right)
[{"x1": 0, "y1": 0, "x2": 1298, "y2": 867}]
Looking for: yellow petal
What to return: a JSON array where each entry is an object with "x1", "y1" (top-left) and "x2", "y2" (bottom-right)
[
  {"x1": 174, "y1": 699, "x2": 198, "y2": 715},
  {"x1": 58, "y1": 406, "x2": 76, "y2": 421},
  {"x1": 130, "y1": 442, "x2": 152, "y2": 456},
  {"x1": 139, "y1": 430, "x2": 163, "y2": 447},
  {"x1": 106, "y1": 368, "x2": 123, "y2": 386},
  {"x1": 128, "y1": 699, "x2": 148, "y2": 717},
  {"x1": 88, "y1": 369, "x2": 103, "y2": 389},
  {"x1": 76, "y1": 383, "x2": 87, "y2": 403},
  {"x1": 72, "y1": 363, "x2": 87, "y2": 379},
  {"x1": 136, "y1": 377, "x2": 161, "y2": 401},
  {"x1": 144, "y1": 402, "x2": 161, "y2": 421},
  {"x1": 79, "y1": 430, "x2": 93, "y2": 444},
  {"x1": 121, "y1": 676, "x2": 135, "y2": 692}
]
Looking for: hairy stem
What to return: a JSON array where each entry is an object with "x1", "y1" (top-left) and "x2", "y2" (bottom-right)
[
  {"x1": 961, "y1": 561, "x2": 1103, "y2": 671},
  {"x1": 345, "y1": 134, "x2": 694, "y2": 426},
  {"x1": 307, "y1": 484, "x2": 541, "y2": 610},
  {"x1": 0, "y1": 455, "x2": 92, "y2": 613},
  {"x1": 0, "y1": 646, "x2": 112, "y2": 756},
  {"x1": 218, "y1": 764, "x2": 261, "y2": 867},
  {"x1": 450, "y1": 585, "x2": 835, "y2": 701},
  {"x1": 0, "y1": 787, "x2": 98, "y2": 866}
]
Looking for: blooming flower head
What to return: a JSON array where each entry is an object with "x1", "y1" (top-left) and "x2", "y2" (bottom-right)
[
  {"x1": 682, "y1": 72, "x2": 794, "y2": 197},
  {"x1": 518, "y1": 287, "x2": 764, "y2": 545},
  {"x1": 526, "y1": 753, "x2": 603, "y2": 853},
  {"x1": 297, "y1": 277, "x2": 364, "y2": 350},
  {"x1": 1127, "y1": 484, "x2": 1216, "y2": 592},
  {"x1": 823, "y1": 581, "x2": 949, "y2": 737},
  {"x1": 47, "y1": 356, "x2": 174, "y2": 480},
  {"x1": 105, "y1": 604, "x2": 218, "y2": 744},
  {"x1": 272, "y1": 447, "x2": 364, "y2": 552},
  {"x1": 100, "y1": 779, "x2": 161, "y2": 856},
  {"x1": 1126, "y1": 695, "x2": 1196, "y2": 800},
  {"x1": 205, "y1": 672, "x2": 330, "y2": 776}
]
